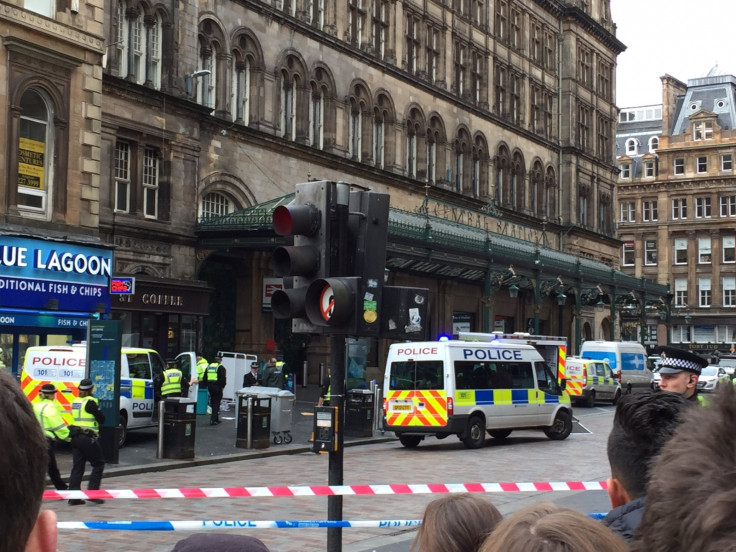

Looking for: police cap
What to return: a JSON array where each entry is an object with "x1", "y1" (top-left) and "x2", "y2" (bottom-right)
[
  {"x1": 78, "y1": 378, "x2": 95, "y2": 390},
  {"x1": 251, "y1": 362, "x2": 259, "y2": 369},
  {"x1": 656, "y1": 345, "x2": 709, "y2": 375},
  {"x1": 40, "y1": 383, "x2": 57, "y2": 394}
]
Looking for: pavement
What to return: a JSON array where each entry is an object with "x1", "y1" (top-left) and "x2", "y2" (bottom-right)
[{"x1": 54, "y1": 384, "x2": 393, "y2": 480}]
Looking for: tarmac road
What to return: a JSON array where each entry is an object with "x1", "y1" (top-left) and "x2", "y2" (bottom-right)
[{"x1": 48, "y1": 398, "x2": 615, "y2": 552}]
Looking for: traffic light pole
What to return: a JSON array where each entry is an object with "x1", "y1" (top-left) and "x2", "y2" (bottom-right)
[{"x1": 327, "y1": 334, "x2": 346, "y2": 552}]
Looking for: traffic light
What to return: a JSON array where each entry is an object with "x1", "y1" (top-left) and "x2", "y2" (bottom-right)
[
  {"x1": 271, "y1": 182, "x2": 391, "y2": 336},
  {"x1": 271, "y1": 181, "x2": 344, "y2": 333}
]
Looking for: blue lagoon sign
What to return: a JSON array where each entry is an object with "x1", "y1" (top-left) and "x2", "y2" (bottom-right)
[{"x1": 0, "y1": 237, "x2": 113, "y2": 313}]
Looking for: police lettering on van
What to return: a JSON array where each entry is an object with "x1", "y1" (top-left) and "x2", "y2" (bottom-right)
[
  {"x1": 21, "y1": 344, "x2": 165, "y2": 446},
  {"x1": 383, "y1": 339, "x2": 573, "y2": 449}
]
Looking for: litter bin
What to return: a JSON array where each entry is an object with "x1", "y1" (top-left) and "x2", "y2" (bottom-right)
[
  {"x1": 345, "y1": 389, "x2": 374, "y2": 437},
  {"x1": 270, "y1": 389, "x2": 294, "y2": 444},
  {"x1": 235, "y1": 391, "x2": 271, "y2": 449},
  {"x1": 162, "y1": 397, "x2": 197, "y2": 459}
]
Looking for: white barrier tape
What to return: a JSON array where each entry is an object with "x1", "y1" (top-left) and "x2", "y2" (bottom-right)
[{"x1": 45, "y1": 481, "x2": 607, "y2": 501}]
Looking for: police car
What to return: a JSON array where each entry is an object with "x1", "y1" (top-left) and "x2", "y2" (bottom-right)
[{"x1": 382, "y1": 338, "x2": 573, "y2": 449}]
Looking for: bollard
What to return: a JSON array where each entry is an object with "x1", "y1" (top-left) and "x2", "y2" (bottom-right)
[
  {"x1": 375, "y1": 387, "x2": 384, "y2": 433},
  {"x1": 302, "y1": 360, "x2": 308, "y2": 388},
  {"x1": 156, "y1": 400, "x2": 165, "y2": 459},
  {"x1": 319, "y1": 362, "x2": 325, "y2": 387},
  {"x1": 246, "y1": 396, "x2": 253, "y2": 449}
]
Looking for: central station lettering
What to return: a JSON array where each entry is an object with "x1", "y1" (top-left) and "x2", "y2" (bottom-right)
[{"x1": 462, "y1": 348, "x2": 523, "y2": 360}]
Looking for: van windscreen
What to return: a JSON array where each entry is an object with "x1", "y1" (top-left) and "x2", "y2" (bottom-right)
[{"x1": 389, "y1": 361, "x2": 443, "y2": 391}]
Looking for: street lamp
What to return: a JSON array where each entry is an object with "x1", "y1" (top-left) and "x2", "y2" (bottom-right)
[
  {"x1": 508, "y1": 284, "x2": 519, "y2": 299},
  {"x1": 556, "y1": 291, "x2": 567, "y2": 306},
  {"x1": 185, "y1": 69, "x2": 212, "y2": 95},
  {"x1": 596, "y1": 298, "x2": 606, "y2": 312}
]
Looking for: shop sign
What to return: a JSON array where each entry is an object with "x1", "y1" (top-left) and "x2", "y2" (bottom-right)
[
  {"x1": 0, "y1": 237, "x2": 112, "y2": 312},
  {"x1": 263, "y1": 277, "x2": 283, "y2": 312},
  {"x1": 0, "y1": 313, "x2": 89, "y2": 328}
]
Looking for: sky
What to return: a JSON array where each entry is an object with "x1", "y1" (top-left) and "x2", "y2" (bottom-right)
[{"x1": 610, "y1": 0, "x2": 736, "y2": 108}]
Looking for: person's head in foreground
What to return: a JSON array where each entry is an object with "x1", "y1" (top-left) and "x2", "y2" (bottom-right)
[
  {"x1": 171, "y1": 534, "x2": 270, "y2": 552},
  {"x1": 410, "y1": 493, "x2": 502, "y2": 552},
  {"x1": 0, "y1": 372, "x2": 57, "y2": 552},
  {"x1": 606, "y1": 389, "x2": 688, "y2": 506},
  {"x1": 631, "y1": 384, "x2": 736, "y2": 552},
  {"x1": 479, "y1": 502, "x2": 628, "y2": 552}
]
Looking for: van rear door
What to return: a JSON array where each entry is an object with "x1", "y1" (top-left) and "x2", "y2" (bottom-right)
[{"x1": 385, "y1": 359, "x2": 447, "y2": 428}]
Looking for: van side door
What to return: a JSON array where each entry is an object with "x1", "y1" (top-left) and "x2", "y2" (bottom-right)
[{"x1": 126, "y1": 353, "x2": 155, "y2": 423}]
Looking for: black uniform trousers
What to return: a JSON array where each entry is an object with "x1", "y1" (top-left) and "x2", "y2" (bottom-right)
[
  {"x1": 69, "y1": 430, "x2": 105, "y2": 490},
  {"x1": 46, "y1": 437, "x2": 67, "y2": 490},
  {"x1": 209, "y1": 384, "x2": 223, "y2": 423}
]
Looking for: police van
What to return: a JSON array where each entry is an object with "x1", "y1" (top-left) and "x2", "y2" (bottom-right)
[
  {"x1": 382, "y1": 339, "x2": 573, "y2": 449},
  {"x1": 21, "y1": 344, "x2": 166, "y2": 446},
  {"x1": 564, "y1": 357, "x2": 621, "y2": 407}
]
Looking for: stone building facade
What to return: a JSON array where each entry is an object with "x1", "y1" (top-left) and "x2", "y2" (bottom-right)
[
  {"x1": 2, "y1": 0, "x2": 633, "y2": 372},
  {"x1": 617, "y1": 73, "x2": 736, "y2": 357}
]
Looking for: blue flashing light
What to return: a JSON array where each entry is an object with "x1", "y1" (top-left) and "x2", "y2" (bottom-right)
[{"x1": 438, "y1": 334, "x2": 451, "y2": 342}]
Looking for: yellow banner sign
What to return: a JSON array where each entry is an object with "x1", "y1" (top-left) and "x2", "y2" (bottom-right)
[{"x1": 18, "y1": 137, "x2": 45, "y2": 190}]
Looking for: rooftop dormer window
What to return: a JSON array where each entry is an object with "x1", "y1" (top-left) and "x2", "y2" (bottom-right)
[
  {"x1": 625, "y1": 138, "x2": 638, "y2": 155},
  {"x1": 694, "y1": 121, "x2": 713, "y2": 140}
]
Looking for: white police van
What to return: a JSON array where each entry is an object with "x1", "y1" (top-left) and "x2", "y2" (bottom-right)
[
  {"x1": 382, "y1": 338, "x2": 573, "y2": 449},
  {"x1": 21, "y1": 344, "x2": 166, "y2": 446}
]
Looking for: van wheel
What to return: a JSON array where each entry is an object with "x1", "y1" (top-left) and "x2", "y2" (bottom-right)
[
  {"x1": 462, "y1": 416, "x2": 486, "y2": 449},
  {"x1": 544, "y1": 410, "x2": 572, "y2": 441},
  {"x1": 118, "y1": 415, "x2": 128, "y2": 448},
  {"x1": 398, "y1": 435, "x2": 422, "y2": 448},
  {"x1": 612, "y1": 389, "x2": 622, "y2": 405},
  {"x1": 489, "y1": 429, "x2": 512, "y2": 440},
  {"x1": 585, "y1": 390, "x2": 595, "y2": 408}
]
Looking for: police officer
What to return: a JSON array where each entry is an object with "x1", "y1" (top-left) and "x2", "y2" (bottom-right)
[
  {"x1": 243, "y1": 362, "x2": 260, "y2": 387},
  {"x1": 161, "y1": 363, "x2": 183, "y2": 397},
  {"x1": 656, "y1": 345, "x2": 709, "y2": 404},
  {"x1": 68, "y1": 378, "x2": 106, "y2": 505},
  {"x1": 205, "y1": 355, "x2": 226, "y2": 425},
  {"x1": 32, "y1": 383, "x2": 70, "y2": 490},
  {"x1": 264, "y1": 360, "x2": 285, "y2": 389}
]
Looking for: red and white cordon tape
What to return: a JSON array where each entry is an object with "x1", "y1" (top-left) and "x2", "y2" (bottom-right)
[{"x1": 45, "y1": 481, "x2": 607, "y2": 501}]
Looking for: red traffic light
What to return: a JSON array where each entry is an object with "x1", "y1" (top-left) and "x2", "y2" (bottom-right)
[{"x1": 273, "y1": 204, "x2": 321, "y2": 236}]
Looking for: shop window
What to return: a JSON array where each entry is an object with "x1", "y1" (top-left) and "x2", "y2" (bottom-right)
[{"x1": 17, "y1": 89, "x2": 53, "y2": 216}]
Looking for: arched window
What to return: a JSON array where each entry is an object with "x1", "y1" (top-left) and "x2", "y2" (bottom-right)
[
  {"x1": 199, "y1": 192, "x2": 235, "y2": 220},
  {"x1": 649, "y1": 136, "x2": 659, "y2": 152},
  {"x1": 197, "y1": 45, "x2": 217, "y2": 109},
  {"x1": 374, "y1": 92, "x2": 395, "y2": 170},
  {"x1": 281, "y1": 70, "x2": 296, "y2": 140},
  {"x1": 278, "y1": 54, "x2": 308, "y2": 142},
  {"x1": 494, "y1": 145, "x2": 510, "y2": 205},
  {"x1": 544, "y1": 166, "x2": 557, "y2": 220},
  {"x1": 310, "y1": 84, "x2": 325, "y2": 149},
  {"x1": 454, "y1": 128, "x2": 472, "y2": 194},
  {"x1": 232, "y1": 56, "x2": 251, "y2": 124},
  {"x1": 405, "y1": 107, "x2": 426, "y2": 179},
  {"x1": 311, "y1": 66, "x2": 336, "y2": 150},
  {"x1": 348, "y1": 83, "x2": 372, "y2": 163},
  {"x1": 530, "y1": 160, "x2": 544, "y2": 216},
  {"x1": 427, "y1": 116, "x2": 446, "y2": 184},
  {"x1": 472, "y1": 134, "x2": 488, "y2": 198},
  {"x1": 115, "y1": 2, "x2": 163, "y2": 88},
  {"x1": 625, "y1": 138, "x2": 638, "y2": 155},
  {"x1": 511, "y1": 151, "x2": 525, "y2": 211},
  {"x1": 17, "y1": 89, "x2": 54, "y2": 214}
]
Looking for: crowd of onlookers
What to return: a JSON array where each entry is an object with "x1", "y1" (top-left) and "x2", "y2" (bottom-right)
[{"x1": 4, "y1": 345, "x2": 733, "y2": 552}]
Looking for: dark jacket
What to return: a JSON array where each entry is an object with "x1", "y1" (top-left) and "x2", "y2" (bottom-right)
[
  {"x1": 602, "y1": 496, "x2": 645, "y2": 542},
  {"x1": 243, "y1": 371, "x2": 260, "y2": 387}
]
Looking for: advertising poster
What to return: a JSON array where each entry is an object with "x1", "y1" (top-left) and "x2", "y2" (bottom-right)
[{"x1": 18, "y1": 137, "x2": 45, "y2": 190}]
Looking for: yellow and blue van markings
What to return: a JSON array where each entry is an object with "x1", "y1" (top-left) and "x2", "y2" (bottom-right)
[{"x1": 455, "y1": 388, "x2": 564, "y2": 406}]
